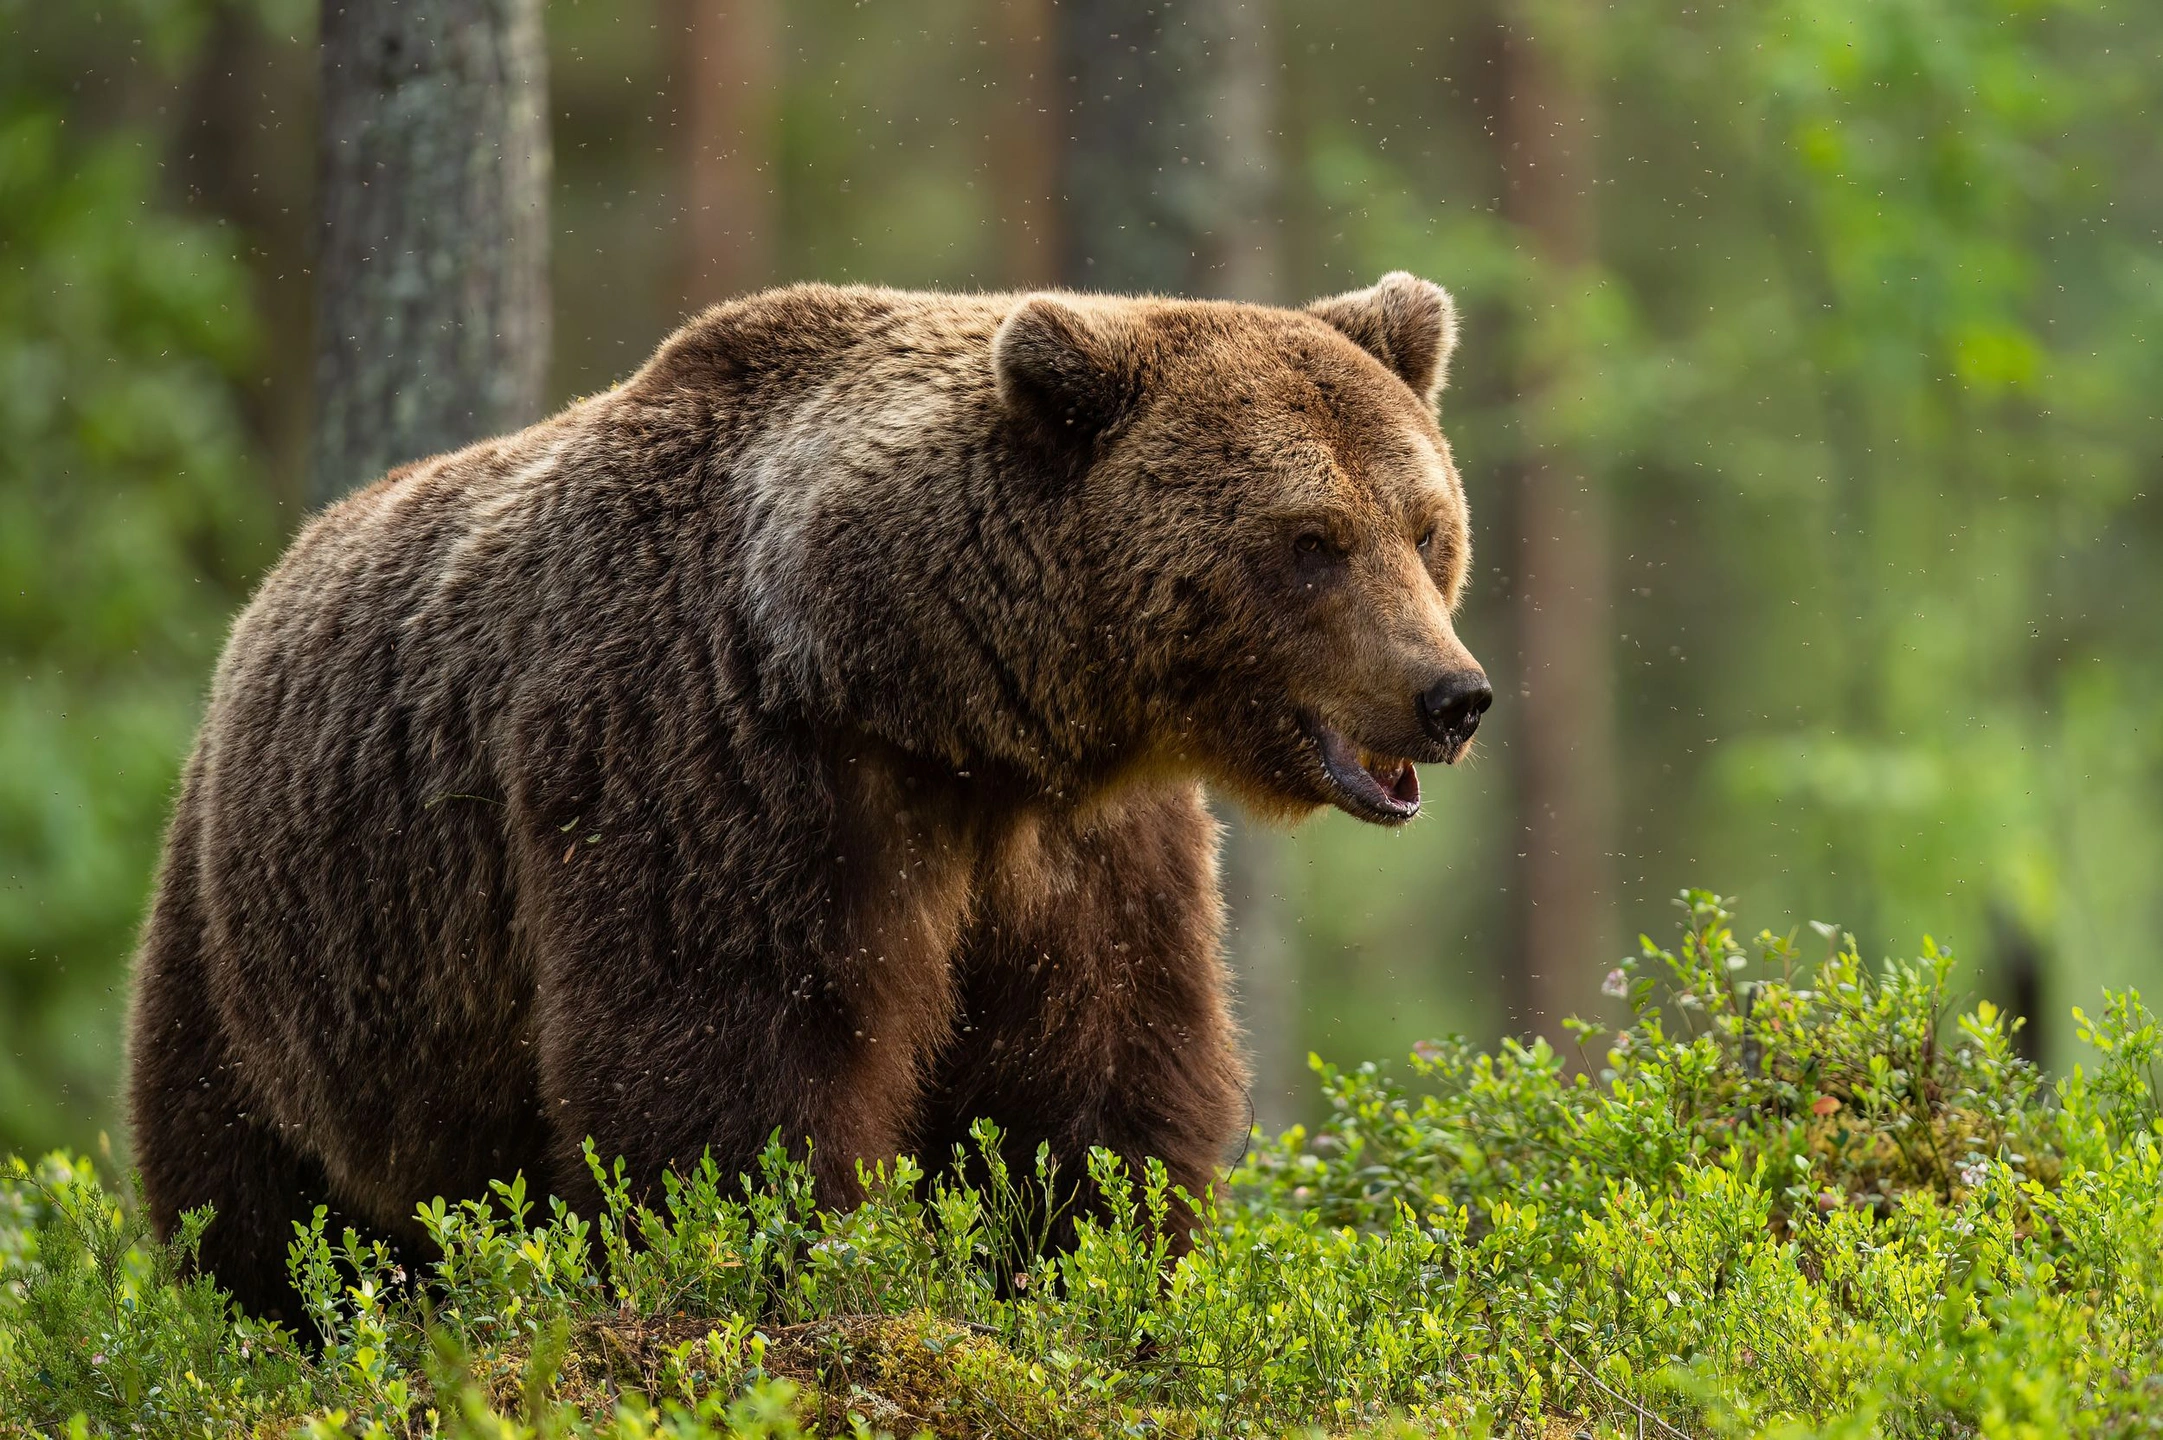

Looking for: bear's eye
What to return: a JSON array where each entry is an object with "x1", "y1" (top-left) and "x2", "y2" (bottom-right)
[
  {"x1": 1290, "y1": 527, "x2": 1345, "y2": 573},
  {"x1": 1416, "y1": 527, "x2": 1435, "y2": 553}
]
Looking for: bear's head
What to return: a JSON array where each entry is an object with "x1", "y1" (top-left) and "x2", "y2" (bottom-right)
[
  {"x1": 994, "y1": 272, "x2": 1490, "y2": 827},
  {"x1": 990, "y1": 272, "x2": 1488, "y2": 817}
]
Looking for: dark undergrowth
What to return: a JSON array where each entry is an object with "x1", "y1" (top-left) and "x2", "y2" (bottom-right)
[{"x1": 7, "y1": 891, "x2": 2163, "y2": 1437}]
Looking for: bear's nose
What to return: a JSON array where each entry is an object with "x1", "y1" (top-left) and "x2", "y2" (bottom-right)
[{"x1": 1418, "y1": 669, "x2": 1493, "y2": 748}]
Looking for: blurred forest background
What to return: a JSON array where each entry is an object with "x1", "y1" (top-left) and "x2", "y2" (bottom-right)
[{"x1": 4, "y1": 0, "x2": 2161, "y2": 1157}]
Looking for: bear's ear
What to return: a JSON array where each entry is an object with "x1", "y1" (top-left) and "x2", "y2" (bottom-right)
[
  {"x1": 993, "y1": 297, "x2": 1141, "y2": 443},
  {"x1": 1305, "y1": 271, "x2": 1458, "y2": 404}
]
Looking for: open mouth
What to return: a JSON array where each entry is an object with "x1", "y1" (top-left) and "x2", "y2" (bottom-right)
[{"x1": 1310, "y1": 720, "x2": 1422, "y2": 824}]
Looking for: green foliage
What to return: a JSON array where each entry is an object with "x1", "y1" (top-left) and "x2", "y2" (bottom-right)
[
  {"x1": 9, "y1": 896, "x2": 2163, "y2": 1436},
  {"x1": 1291, "y1": 0, "x2": 2163, "y2": 1052},
  {"x1": 0, "y1": 1153, "x2": 314, "y2": 1434},
  {"x1": 0, "y1": 0, "x2": 278, "y2": 1155}
]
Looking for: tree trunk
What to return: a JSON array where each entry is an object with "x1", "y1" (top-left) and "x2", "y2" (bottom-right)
[
  {"x1": 1052, "y1": 0, "x2": 1275, "y2": 299},
  {"x1": 311, "y1": 0, "x2": 551, "y2": 507},
  {"x1": 1498, "y1": 1, "x2": 1617, "y2": 1043},
  {"x1": 1050, "y1": 0, "x2": 1295, "y2": 1128},
  {"x1": 673, "y1": 0, "x2": 780, "y2": 310},
  {"x1": 986, "y1": 0, "x2": 1060, "y2": 289}
]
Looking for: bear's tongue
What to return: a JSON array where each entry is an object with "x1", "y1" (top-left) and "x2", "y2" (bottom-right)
[{"x1": 1361, "y1": 751, "x2": 1421, "y2": 806}]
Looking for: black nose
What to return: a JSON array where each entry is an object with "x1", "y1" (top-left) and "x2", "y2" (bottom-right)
[{"x1": 1419, "y1": 669, "x2": 1493, "y2": 746}]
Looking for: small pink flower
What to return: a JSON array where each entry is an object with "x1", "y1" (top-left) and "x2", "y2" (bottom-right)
[
  {"x1": 1601, "y1": 969, "x2": 1629, "y2": 999},
  {"x1": 90, "y1": 1353, "x2": 105, "y2": 1367}
]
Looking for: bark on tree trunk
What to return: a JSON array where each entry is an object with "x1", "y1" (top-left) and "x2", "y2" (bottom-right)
[
  {"x1": 311, "y1": 0, "x2": 551, "y2": 508},
  {"x1": 988, "y1": 0, "x2": 1060, "y2": 289},
  {"x1": 1498, "y1": 1, "x2": 1618, "y2": 1043},
  {"x1": 1052, "y1": 0, "x2": 1275, "y2": 299},
  {"x1": 1050, "y1": 0, "x2": 1296, "y2": 1129},
  {"x1": 673, "y1": 0, "x2": 779, "y2": 310}
]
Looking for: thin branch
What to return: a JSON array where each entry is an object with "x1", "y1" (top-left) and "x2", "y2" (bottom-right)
[{"x1": 1555, "y1": 1340, "x2": 1699, "y2": 1440}]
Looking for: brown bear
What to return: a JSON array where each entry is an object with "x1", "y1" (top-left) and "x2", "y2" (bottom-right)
[{"x1": 126, "y1": 274, "x2": 1490, "y2": 1321}]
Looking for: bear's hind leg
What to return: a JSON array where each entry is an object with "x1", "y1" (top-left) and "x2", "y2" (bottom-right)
[{"x1": 128, "y1": 798, "x2": 354, "y2": 1327}]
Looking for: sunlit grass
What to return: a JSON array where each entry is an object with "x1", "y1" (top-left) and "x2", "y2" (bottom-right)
[{"x1": 6, "y1": 892, "x2": 2162, "y2": 1437}]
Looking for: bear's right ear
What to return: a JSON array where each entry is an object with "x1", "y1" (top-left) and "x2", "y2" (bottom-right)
[{"x1": 993, "y1": 297, "x2": 1140, "y2": 443}]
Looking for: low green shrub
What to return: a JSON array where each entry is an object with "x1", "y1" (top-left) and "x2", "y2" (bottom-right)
[{"x1": 6, "y1": 891, "x2": 2163, "y2": 1437}]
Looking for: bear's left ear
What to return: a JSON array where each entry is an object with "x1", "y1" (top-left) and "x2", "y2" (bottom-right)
[
  {"x1": 993, "y1": 296, "x2": 1142, "y2": 444},
  {"x1": 1305, "y1": 271, "x2": 1458, "y2": 404}
]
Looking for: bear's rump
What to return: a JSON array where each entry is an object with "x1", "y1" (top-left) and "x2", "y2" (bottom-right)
[
  {"x1": 196, "y1": 789, "x2": 552, "y2": 1229},
  {"x1": 187, "y1": 625, "x2": 554, "y2": 1231}
]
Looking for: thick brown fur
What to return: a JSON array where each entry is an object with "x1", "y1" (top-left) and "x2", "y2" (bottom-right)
[{"x1": 126, "y1": 276, "x2": 1485, "y2": 1321}]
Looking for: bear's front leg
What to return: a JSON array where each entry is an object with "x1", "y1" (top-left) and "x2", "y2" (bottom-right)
[
  {"x1": 517, "y1": 805, "x2": 967, "y2": 1218},
  {"x1": 532, "y1": 966, "x2": 930, "y2": 1216},
  {"x1": 920, "y1": 782, "x2": 1247, "y2": 1246}
]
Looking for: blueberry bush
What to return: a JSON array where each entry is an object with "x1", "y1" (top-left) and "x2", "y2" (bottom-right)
[{"x1": 6, "y1": 892, "x2": 2163, "y2": 1437}]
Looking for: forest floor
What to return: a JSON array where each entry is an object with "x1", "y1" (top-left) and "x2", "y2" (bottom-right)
[{"x1": 6, "y1": 891, "x2": 2163, "y2": 1438}]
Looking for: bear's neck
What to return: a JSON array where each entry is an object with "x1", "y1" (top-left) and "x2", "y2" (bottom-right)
[{"x1": 715, "y1": 370, "x2": 1153, "y2": 802}]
